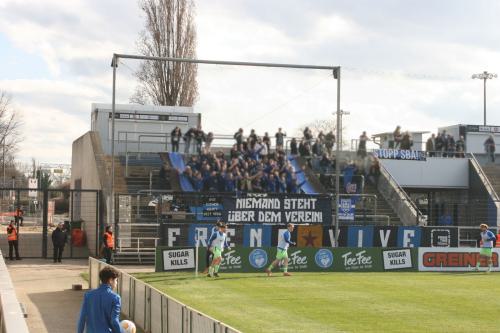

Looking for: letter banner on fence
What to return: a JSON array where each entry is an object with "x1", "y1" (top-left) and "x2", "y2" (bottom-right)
[
  {"x1": 374, "y1": 149, "x2": 426, "y2": 161},
  {"x1": 418, "y1": 247, "x2": 500, "y2": 272},
  {"x1": 222, "y1": 195, "x2": 332, "y2": 225},
  {"x1": 154, "y1": 247, "x2": 418, "y2": 272}
]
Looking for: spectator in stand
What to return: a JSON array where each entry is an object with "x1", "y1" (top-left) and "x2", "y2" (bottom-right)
[
  {"x1": 290, "y1": 138, "x2": 298, "y2": 155},
  {"x1": 319, "y1": 153, "x2": 334, "y2": 174},
  {"x1": 447, "y1": 135, "x2": 456, "y2": 158},
  {"x1": 205, "y1": 132, "x2": 214, "y2": 152},
  {"x1": 485, "y1": 135, "x2": 496, "y2": 162},
  {"x1": 194, "y1": 126, "x2": 205, "y2": 154},
  {"x1": 357, "y1": 131, "x2": 369, "y2": 158},
  {"x1": 317, "y1": 131, "x2": 325, "y2": 143},
  {"x1": 435, "y1": 132, "x2": 443, "y2": 157},
  {"x1": 184, "y1": 127, "x2": 196, "y2": 154},
  {"x1": 312, "y1": 138, "x2": 323, "y2": 157},
  {"x1": 325, "y1": 131, "x2": 336, "y2": 155},
  {"x1": 275, "y1": 128, "x2": 286, "y2": 151},
  {"x1": 367, "y1": 158, "x2": 381, "y2": 185},
  {"x1": 170, "y1": 126, "x2": 182, "y2": 152},
  {"x1": 303, "y1": 127, "x2": 313, "y2": 143},
  {"x1": 393, "y1": 126, "x2": 402, "y2": 149},
  {"x1": 234, "y1": 128, "x2": 244, "y2": 146},
  {"x1": 426, "y1": 134, "x2": 436, "y2": 157},
  {"x1": 263, "y1": 132, "x2": 271, "y2": 152},
  {"x1": 441, "y1": 131, "x2": 448, "y2": 157},
  {"x1": 456, "y1": 135, "x2": 465, "y2": 158},
  {"x1": 400, "y1": 131, "x2": 413, "y2": 150},
  {"x1": 248, "y1": 129, "x2": 258, "y2": 146}
]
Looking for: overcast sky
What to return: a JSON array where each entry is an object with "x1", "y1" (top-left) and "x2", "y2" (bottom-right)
[{"x1": 1, "y1": 0, "x2": 500, "y2": 164}]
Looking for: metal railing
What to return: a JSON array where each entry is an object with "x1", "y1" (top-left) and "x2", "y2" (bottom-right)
[
  {"x1": 88, "y1": 257, "x2": 241, "y2": 333},
  {"x1": 469, "y1": 153, "x2": 500, "y2": 201},
  {"x1": 377, "y1": 161, "x2": 423, "y2": 225},
  {"x1": 0, "y1": 251, "x2": 30, "y2": 333}
]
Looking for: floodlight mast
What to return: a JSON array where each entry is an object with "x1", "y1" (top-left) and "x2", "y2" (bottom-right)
[
  {"x1": 472, "y1": 71, "x2": 497, "y2": 126},
  {"x1": 109, "y1": 53, "x2": 342, "y2": 245}
]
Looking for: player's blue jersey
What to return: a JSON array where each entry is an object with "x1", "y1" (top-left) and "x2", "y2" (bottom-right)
[
  {"x1": 208, "y1": 231, "x2": 229, "y2": 250},
  {"x1": 278, "y1": 230, "x2": 292, "y2": 250},
  {"x1": 480, "y1": 230, "x2": 496, "y2": 248}
]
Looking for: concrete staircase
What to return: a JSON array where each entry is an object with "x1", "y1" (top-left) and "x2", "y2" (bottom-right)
[
  {"x1": 479, "y1": 164, "x2": 500, "y2": 196},
  {"x1": 363, "y1": 182, "x2": 402, "y2": 225}
]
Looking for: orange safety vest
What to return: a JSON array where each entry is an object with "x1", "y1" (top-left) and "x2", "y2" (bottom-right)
[
  {"x1": 496, "y1": 234, "x2": 500, "y2": 247},
  {"x1": 7, "y1": 227, "x2": 17, "y2": 241},
  {"x1": 104, "y1": 232, "x2": 114, "y2": 249},
  {"x1": 15, "y1": 209, "x2": 23, "y2": 217}
]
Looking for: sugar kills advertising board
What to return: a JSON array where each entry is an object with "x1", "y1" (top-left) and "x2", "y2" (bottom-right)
[
  {"x1": 223, "y1": 195, "x2": 332, "y2": 224},
  {"x1": 162, "y1": 248, "x2": 195, "y2": 271}
]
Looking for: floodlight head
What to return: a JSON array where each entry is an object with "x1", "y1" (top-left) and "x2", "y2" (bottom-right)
[{"x1": 472, "y1": 71, "x2": 497, "y2": 80}]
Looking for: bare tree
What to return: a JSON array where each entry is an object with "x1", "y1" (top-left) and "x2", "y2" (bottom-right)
[
  {"x1": 0, "y1": 91, "x2": 22, "y2": 186},
  {"x1": 131, "y1": 0, "x2": 198, "y2": 106},
  {"x1": 297, "y1": 118, "x2": 348, "y2": 149}
]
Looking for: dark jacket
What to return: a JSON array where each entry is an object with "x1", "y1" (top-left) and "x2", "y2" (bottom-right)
[{"x1": 51, "y1": 228, "x2": 68, "y2": 247}]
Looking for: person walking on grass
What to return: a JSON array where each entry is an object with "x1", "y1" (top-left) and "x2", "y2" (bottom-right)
[
  {"x1": 475, "y1": 223, "x2": 496, "y2": 273},
  {"x1": 202, "y1": 221, "x2": 221, "y2": 275},
  {"x1": 78, "y1": 266, "x2": 121, "y2": 333},
  {"x1": 266, "y1": 223, "x2": 295, "y2": 277},
  {"x1": 207, "y1": 222, "x2": 230, "y2": 278}
]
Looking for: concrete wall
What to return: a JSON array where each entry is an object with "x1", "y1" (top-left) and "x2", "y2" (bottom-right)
[
  {"x1": 381, "y1": 157, "x2": 469, "y2": 188},
  {"x1": 71, "y1": 132, "x2": 102, "y2": 255},
  {"x1": 91, "y1": 103, "x2": 200, "y2": 155}
]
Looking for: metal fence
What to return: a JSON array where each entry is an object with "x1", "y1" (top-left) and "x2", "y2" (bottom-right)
[
  {"x1": 89, "y1": 257, "x2": 241, "y2": 333},
  {"x1": 0, "y1": 251, "x2": 29, "y2": 333},
  {"x1": 0, "y1": 188, "x2": 101, "y2": 258}
]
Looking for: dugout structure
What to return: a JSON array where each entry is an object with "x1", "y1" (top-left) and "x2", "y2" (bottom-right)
[{"x1": 108, "y1": 54, "x2": 343, "y2": 241}]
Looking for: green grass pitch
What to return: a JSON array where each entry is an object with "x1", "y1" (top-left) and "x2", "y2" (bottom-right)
[{"x1": 135, "y1": 271, "x2": 500, "y2": 333}]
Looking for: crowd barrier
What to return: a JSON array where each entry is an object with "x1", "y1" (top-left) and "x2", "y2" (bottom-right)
[
  {"x1": 89, "y1": 257, "x2": 241, "y2": 333},
  {"x1": 160, "y1": 224, "x2": 489, "y2": 249},
  {"x1": 0, "y1": 251, "x2": 29, "y2": 333},
  {"x1": 156, "y1": 246, "x2": 500, "y2": 273}
]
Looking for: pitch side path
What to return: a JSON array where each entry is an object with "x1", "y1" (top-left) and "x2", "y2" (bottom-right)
[
  {"x1": 7, "y1": 259, "x2": 88, "y2": 333},
  {"x1": 136, "y1": 271, "x2": 500, "y2": 333}
]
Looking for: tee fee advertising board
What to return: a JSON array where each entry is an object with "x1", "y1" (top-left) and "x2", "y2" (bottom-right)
[{"x1": 418, "y1": 247, "x2": 500, "y2": 272}]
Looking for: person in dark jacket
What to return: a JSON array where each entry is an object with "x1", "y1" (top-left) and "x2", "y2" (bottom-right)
[
  {"x1": 78, "y1": 266, "x2": 121, "y2": 333},
  {"x1": 290, "y1": 138, "x2": 298, "y2": 155},
  {"x1": 51, "y1": 223, "x2": 68, "y2": 263},
  {"x1": 485, "y1": 135, "x2": 496, "y2": 162},
  {"x1": 170, "y1": 127, "x2": 182, "y2": 152}
]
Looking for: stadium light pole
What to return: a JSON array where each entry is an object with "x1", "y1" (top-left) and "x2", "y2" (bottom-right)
[
  {"x1": 472, "y1": 71, "x2": 497, "y2": 126},
  {"x1": 333, "y1": 68, "x2": 341, "y2": 247},
  {"x1": 109, "y1": 53, "x2": 341, "y2": 234}
]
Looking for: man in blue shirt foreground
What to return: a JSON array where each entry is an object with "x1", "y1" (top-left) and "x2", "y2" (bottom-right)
[
  {"x1": 266, "y1": 223, "x2": 296, "y2": 277},
  {"x1": 475, "y1": 223, "x2": 496, "y2": 273},
  {"x1": 78, "y1": 266, "x2": 121, "y2": 333}
]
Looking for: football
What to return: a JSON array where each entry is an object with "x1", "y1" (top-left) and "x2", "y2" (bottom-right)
[{"x1": 120, "y1": 320, "x2": 136, "y2": 333}]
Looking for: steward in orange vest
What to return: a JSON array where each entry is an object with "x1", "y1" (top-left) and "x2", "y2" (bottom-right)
[
  {"x1": 496, "y1": 233, "x2": 500, "y2": 247},
  {"x1": 102, "y1": 226, "x2": 114, "y2": 264},
  {"x1": 6, "y1": 220, "x2": 20, "y2": 260}
]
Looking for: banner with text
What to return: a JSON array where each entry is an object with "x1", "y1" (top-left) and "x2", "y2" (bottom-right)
[
  {"x1": 374, "y1": 149, "x2": 426, "y2": 161},
  {"x1": 223, "y1": 195, "x2": 332, "y2": 224},
  {"x1": 418, "y1": 247, "x2": 500, "y2": 272}
]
